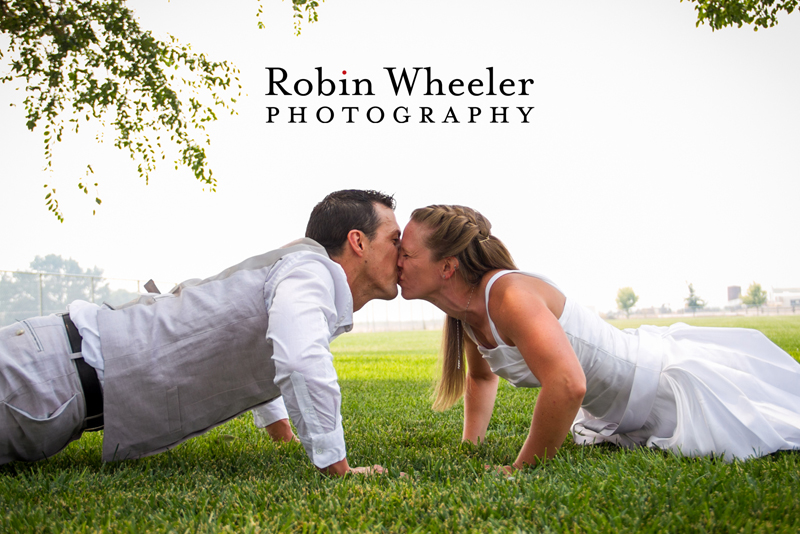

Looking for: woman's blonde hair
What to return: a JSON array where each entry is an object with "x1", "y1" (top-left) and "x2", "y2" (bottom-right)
[{"x1": 410, "y1": 205, "x2": 517, "y2": 411}]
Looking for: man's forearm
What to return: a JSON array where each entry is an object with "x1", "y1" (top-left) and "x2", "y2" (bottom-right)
[
  {"x1": 320, "y1": 457, "x2": 350, "y2": 476},
  {"x1": 264, "y1": 419, "x2": 298, "y2": 443}
]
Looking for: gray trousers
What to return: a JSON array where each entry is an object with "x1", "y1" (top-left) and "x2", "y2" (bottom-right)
[{"x1": 1, "y1": 314, "x2": 86, "y2": 464}]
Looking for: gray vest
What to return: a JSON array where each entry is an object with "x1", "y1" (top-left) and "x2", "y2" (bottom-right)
[{"x1": 97, "y1": 239, "x2": 328, "y2": 461}]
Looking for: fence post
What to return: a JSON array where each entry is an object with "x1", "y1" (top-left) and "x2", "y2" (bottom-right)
[
  {"x1": 38, "y1": 273, "x2": 43, "y2": 316},
  {"x1": 90, "y1": 276, "x2": 95, "y2": 303}
]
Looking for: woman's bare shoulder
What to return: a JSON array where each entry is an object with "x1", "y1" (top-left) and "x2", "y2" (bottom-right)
[{"x1": 487, "y1": 272, "x2": 565, "y2": 321}]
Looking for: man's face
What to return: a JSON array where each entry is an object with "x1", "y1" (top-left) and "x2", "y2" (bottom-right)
[
  {"x1": 362, "y1": 203, "x2": 401, "y2": 301},
  {"x1": 397, "y1": 220, "x2": 439, "y2": 301}
]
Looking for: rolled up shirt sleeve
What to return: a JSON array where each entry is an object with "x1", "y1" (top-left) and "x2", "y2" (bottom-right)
[
  {"x1": 265, "y1": 258, "x2": 347, "y2": 468},
  {"x1": 251, "y1": 396, "x2": 289, "y2": 428}
]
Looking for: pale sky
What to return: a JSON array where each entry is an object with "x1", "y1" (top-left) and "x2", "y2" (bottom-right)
[{"x1": 1, "y1": 0, "x2": 798, "y2": 317}]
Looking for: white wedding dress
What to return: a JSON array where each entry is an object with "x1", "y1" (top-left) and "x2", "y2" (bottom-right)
[{"x1": 465, "y1": 270, "x2": 800, "y2": 461}]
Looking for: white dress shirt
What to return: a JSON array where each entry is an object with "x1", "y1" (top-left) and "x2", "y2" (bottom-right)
[
  {"x1": 257, "y1": 251, "x2": 353, "y2": 467},
  {"x1": 67, "y1": 299, "x2": 105, "y2": 385},
  {"x1": 69, "y1": 249, "x2": 353, "y2": 469}
]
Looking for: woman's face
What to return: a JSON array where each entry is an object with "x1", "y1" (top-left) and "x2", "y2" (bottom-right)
[{"x1": 398, "y1": 220, "x2": 442, "y2": 300}]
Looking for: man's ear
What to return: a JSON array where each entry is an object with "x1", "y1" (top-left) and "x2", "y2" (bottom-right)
[
  {"x1": 345, "y1": 229, "x2": 367, "y2": 258},
  {"x1": 441, "y1": 257, "x2": 459, "y2": 280}
]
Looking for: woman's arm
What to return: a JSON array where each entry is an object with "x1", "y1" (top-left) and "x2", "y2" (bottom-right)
[
  {"x1": 462, "y1": 337, "x2": 499, "y2": 444},
  {"x1": 490, "y1": 277, "x2": 587, "y2": 469}
]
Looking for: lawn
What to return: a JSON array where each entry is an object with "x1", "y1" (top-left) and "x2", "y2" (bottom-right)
[{"x1": 2, "y1": 316, "x2": 799, "y2": 532}]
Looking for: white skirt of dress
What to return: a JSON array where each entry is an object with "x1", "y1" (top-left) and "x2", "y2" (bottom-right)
[{"x1": 573, "y1": 323, "x2": 800, "y2": 461}]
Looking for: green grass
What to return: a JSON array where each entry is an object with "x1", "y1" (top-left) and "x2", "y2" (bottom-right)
[{"x1": 2, "y1": 318, "x2": 800, "y2": 532}]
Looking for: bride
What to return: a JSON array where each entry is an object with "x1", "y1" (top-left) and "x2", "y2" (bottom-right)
[{"x1": 397, "y1": 204, "x2": 800, "y2": 471}]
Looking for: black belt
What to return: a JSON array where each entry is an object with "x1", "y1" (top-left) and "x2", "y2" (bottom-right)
[{"x1": 62, "y1": 314, "x2": 104, "y2": 431}]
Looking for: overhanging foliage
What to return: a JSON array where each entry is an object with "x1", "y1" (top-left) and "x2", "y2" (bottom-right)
[
  {"x1": 685, "y1": 0, "x2": 798, "y2": 30},
  {"x1": 0, "y1": 0, "x2": 241, "y2": 220}
]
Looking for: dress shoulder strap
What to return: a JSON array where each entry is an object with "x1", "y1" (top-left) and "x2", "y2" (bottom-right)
[
  {"x1": 483, "y1": 270, "x2": 566, "y2": 347},
  {"x1": 484, "y1": 270, "x2": 517, "y2": 347}
]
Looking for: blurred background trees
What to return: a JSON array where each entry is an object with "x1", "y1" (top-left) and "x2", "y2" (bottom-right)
[
  {"x1": 741, "y1": 282, "x2": 768, "y2": 314},
  {"x1": 684, "y1": 283, "x2": 706, "y2": 315},
  {"x1": 616, "y1": 287, "x2": 639, "y2": 318},
  {"x1": 0, "y1": 254, "x2": 139, "y2": 326}
]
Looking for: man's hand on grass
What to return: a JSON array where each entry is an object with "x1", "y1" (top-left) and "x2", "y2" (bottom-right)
[
  {"x1": 485, "y1": 464, "x2": 519, "y2": 476},
  {"x1": 349, "y1": 465, "x2": 387, "y2": 475},
  {"x1": 321, "y1": 459, "x2": 404, "y2": 477},
  {"x1": 264, "y1": 419, "x2": 300, "y2": 443},
  {"x1": 263, "y1": 429, "x2": 404, "y2": 478}
]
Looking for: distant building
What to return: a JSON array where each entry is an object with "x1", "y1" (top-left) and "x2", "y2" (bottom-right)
[
  {"x1": 770, "y1": 287, "x2": 800, "y2": 308},
  {"x1": 727, "y1": 285, "x2": 741, "y2": 307},
  {"x1": 727, "y1": 286, "x2": 741, "y2": 301}
]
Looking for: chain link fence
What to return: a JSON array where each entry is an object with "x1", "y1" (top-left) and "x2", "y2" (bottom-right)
[
  {"x1": 352, "y1": 298, "x2": 446, "y2": 333},
  {"x1": 0, "y1": 270, "x2": 149, "y2": 328},
  {"x1": 1, "y1": 270, "x2": 446, "y2": 332}
]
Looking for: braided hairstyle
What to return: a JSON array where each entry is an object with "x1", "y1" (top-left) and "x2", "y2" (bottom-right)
[{"x1": 410, "y1": 205, "x2": 517, "y2": 411}]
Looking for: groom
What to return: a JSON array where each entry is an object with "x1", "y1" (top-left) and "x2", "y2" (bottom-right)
[{"x1": 0, "y1": 189, "x2": 401, "y2": 476}]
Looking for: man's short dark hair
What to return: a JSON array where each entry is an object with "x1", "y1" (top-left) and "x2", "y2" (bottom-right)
[{"x1": 306, "y1": 190, "x2": 396, "y2": 257}]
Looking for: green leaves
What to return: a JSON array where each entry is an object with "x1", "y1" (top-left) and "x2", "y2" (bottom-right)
[
  {"x1": 1, "y1": 0, "x2": 242, "y2": 220},
  {"x1": 684, "y1": 282, "x2": 706, "y2": 312},
  {"x1": 741, "y1": 282, "x2": 768, "y2": 312},
  {"x1": 254, "y1": 0, "x2": 323, "y2": 36},
  {"x1": 616, "y1": 287, "x2": 639, "y2": 318},
  {"x1": 683, "y1": 0, "x2": 799, "y2": 30},
  {"x1": 43, "y1": 183, "x2": 64, "y2": 222},
  {"x1": 2, "y1": 0, "x2": 326, "y2": 221}
]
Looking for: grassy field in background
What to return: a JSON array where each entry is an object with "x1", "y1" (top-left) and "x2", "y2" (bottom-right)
[{"x1": 1, "y1": 316, "x2": 799, "y2": 532}]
